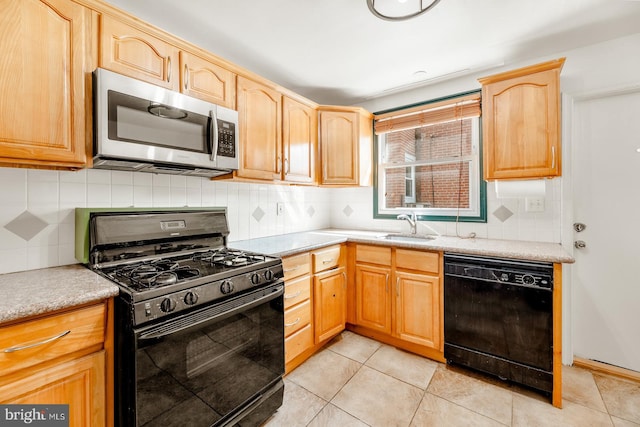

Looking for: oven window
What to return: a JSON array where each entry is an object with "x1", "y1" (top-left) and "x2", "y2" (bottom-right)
[
  {"x1": 134, "y1": 297, "x2": 284, "y2": 426},
  {"x1": 108, "y1": 90, "x2": 210, "y2": 153}
]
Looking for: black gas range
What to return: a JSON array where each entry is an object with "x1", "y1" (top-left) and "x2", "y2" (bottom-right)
[
  {"x1": 88, "y1": 209, "x2": 284, "y2": 325},
  {"x1": 84, "y1": 209, "x2": 285, "y2": 427}
]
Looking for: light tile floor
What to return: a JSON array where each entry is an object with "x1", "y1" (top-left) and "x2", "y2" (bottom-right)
[{"x1": 264, "y1": 331, "x2": 640, "y2": 427}]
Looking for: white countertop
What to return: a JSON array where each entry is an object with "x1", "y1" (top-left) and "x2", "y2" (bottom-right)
[{"x1": 230, "y1": 229, "x2": 574, "y2": 263}]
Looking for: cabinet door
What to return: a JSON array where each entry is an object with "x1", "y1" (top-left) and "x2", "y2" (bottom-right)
[
  {"x1": 482, "y1": 65, "x2": 562, "y2": 180},
  {"x1": 314, "y1": 267, "x2": 346, "y2": 343},
  {"x1": 236, "y1": 76, "x2": 282, "y2": 180},
  {"x1": 0, "y1": 0, "x2": 90, "y2": 169},
  {"x1": 319, "y1": 110, "x2": 358, "y2": 185},
  {"x1": 355, "y1": 264, "x2": 391, "y2": 334},
  {"x1": 180, "y1": 51, "x2": 235, "y2": 108},
  {"x1": 100, "y1": 15, "x2": 180, "y2": 90},
  {"x1": 283, "y1": 97, "x2": 317, "y2": 184},
  {"x1": 0, "y1": 351, "x2": 106, "y2": 427},
  {"x1": 395, "y1": 271, "x2": 441, "y2": 350}
]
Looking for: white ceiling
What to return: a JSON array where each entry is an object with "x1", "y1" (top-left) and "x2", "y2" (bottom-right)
[{"x1": 103, "y1": 0, "x2": 640, "y2": 105}]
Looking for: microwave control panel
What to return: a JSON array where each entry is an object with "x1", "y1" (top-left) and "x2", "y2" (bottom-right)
[{"x1": 217, "y1": 119, "x2": 237, "y2": 158}]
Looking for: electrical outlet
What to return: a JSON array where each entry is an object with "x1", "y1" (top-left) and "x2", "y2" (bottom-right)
[
  {"x1": 525, "y1": 197, "x2": 545, "y2": 212},
  {"x1": 276, "y1": 202, "x2": 284, "y2": 216}
]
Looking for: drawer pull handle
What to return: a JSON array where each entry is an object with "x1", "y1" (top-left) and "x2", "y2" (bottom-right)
[
  {"x1": 284, "y1": 291, "x2": 302, "y2": 299},
  {"x1": 284, "y1": 266, "x2": 301, "y2": 273},
  {"x1": 322, "y1": 259, "x2": 335, "y2": 264},
  {"x1": 2, "y1": 330, "x2": 71, "y2": 353},
  {"x1": 285, "y1": 317, "x2": 301, "y2": 327}
]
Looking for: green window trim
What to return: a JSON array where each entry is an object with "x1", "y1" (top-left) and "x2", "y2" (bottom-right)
[{"x1": 372, "y1": 90, "x2": 487, "y2": 223}]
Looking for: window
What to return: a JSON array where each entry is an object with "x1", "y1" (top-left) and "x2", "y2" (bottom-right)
[
  {"x1": 374, "y1": 91, "x2": 486, "y2": 222},
  {"x1": 404, "y1": 153, "x2": 416, "y2": 204}
]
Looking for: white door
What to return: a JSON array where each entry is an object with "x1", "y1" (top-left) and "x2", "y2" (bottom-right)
[{"x1": 572, "y1": 89, "x2": 640, "y2": 372}]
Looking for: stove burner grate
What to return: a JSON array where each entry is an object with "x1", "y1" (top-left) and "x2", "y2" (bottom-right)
[
  {"x1": 116, "y1": 260, "x2": 201, "y2": 289},
  {"x1": 192, "y1": 249, "x2": 267, "y2": 267}
]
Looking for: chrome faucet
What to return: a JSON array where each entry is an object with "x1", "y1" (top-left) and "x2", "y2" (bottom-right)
[{"x1": 397, "y1": 212, "x2": 417, "y2": 234}]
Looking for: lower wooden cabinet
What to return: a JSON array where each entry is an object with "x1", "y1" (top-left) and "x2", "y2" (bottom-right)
[
  {"x1": 355, "y1": 263, "x2": 391, "y2": 334},
  {"x1": 395, "y1": 271, "x2": 440, "y2": 349},
  {"x1": 0, "y1": 352, "x2": 105, "y2": 427},
  {"x1": 349, "y1": 244, "x2": 443, "y2": 359},
  {"x1": 285, "y1": 324, "x2": 313, "y2": 365},
  {"x1": 283, "y1": 252, "x2": 313, "y2": 372},
  {"x1": 0, "y1": 300, "x2": 113, "y2": 427},
  {"x1": 283, "y1": 245, "x2": 346, "y2": 373},
  {"x1": 314, "y1": 266, "x2": 347, "y2": 343}
]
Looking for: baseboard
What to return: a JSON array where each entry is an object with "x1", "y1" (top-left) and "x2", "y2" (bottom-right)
[{"x1": 573, "y1": 357, "x2": 640, "y2": 383}]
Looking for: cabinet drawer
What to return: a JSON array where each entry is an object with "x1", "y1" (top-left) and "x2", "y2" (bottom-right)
[
  {"x1": 284, "y1": 300, "x2": 311, "y2": 337},
  {"x1": 312, "y1": 245, "x2": 341, "y2": 273},
  {"x1": 282, "y1": 253, "x2": 311, "y2": 280},
  {"x1": 0, "y1": 304, "x2": 105, "y2": 377},
  {"x1": 356, "y1": 245, "x2": 392, "y2": 266},
  {"x1": 396, "y1": 249, "x2": 440, "y2": 273},
  {"x1": 285, "y1": 324, "x2": 313, "y2": 364},
  {"x1": 284, "y1": 275, "x2": 311, "y2": 309}
]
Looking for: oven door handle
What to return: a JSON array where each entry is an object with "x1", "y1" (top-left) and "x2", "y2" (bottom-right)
[{"x1": 138, "y1": 284, "x2": 284, "y2": 341}]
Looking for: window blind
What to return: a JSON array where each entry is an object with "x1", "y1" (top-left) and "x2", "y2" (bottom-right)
[{"x1": 374, "y1": 93, "x2": 481, "y2": 135}]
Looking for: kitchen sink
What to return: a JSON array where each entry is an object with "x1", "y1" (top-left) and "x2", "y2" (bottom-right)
[{"x1": 379, "y1": 233, "x2": 437, "y2": 242}]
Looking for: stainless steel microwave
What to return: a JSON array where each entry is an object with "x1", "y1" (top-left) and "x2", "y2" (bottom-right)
[{"x1": 92, "y1": 68, "x2": 239, "y2": 177}]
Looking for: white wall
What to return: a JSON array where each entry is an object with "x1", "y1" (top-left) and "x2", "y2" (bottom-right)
[
  {"x1": 0, "y1": 167, "x2": 331, "y2": 274},
  {"x1": 338, "y1": 32, "x2": 640, "y2": 248}
]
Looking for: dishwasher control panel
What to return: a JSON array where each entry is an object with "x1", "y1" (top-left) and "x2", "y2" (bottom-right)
[{"x1": 444, "y1": 253, "x2": 553, "y2": 289}]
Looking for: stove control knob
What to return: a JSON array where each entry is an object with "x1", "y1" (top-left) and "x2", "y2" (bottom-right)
[
  {"x1": 251, "y1": 273, "x2": 262, "y2": 285},
  {"x1": 522, "y1": 275, "x2": 536, "y2": 285},
  {"x1": 220, "y1": 280, "x2": 234, "y2": 294},
  {"x1": 184, "y1": 291, "x2": 199, "y2": 305},
  {"x1": 160, "y1": 298, "x2": 177, "y2": 313},
  {"x1": 264, "y1": 270, "x2": 274, "y2": 281}
]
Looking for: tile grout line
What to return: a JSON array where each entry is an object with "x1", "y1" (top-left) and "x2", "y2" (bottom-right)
[{"x1": 320, "y1": 345, "x2": 376, "y2": 426}]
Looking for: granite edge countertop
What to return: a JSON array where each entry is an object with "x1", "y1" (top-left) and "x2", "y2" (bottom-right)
[
  {"x1": 230, "y1": 229, "x2": 575, "y2": 264},
  {"x1": 0, "y1": 264, "x2": 119, "y2": 324}
]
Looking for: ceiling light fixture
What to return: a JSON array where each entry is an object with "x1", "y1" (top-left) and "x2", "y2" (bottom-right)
[{"x1": 367, "y1": 0, "x2": 443, "y2": 21}]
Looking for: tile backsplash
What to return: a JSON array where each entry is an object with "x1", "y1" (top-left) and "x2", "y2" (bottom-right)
[
  {"x1": 0, "y1": 166, "x2": 562, "y2": 275},
  {"x1": 0, "y1": 167, "x2": 331, "y2": 274},
  {"x1": 330, "y1": 179, "x2": 562, "y2": 243}
]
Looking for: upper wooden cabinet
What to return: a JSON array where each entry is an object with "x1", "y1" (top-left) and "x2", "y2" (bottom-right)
[
  {"x1": 100, "y1": 15, "x2": 236, "y2": 108},
  {"x1": 235, "y1": 76, "x2": 317, "y2": 184},
  {"x1": 236, "y1": 76, "x2": 282, "y2": 181},
  {"x1": 0, "y1": 0, "x2": 92, "y2": 170},
  {"x1": 180, "y1": 51, "x2": 236, "y2": 109},
  {"x1": 100, "y1": 14, "x2": 180, "y2": 90},
  {"x1": 318, "y1": 106, "x2": 373, "y2": 186},
  {"x1": 283, "y1": 97, "x2": 317, "y2": 184},
  {"x1": 479, "y1": 58, "x2": 565, "y2": 180}
]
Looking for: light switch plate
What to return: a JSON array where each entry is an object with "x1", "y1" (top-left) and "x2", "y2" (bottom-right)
[
  {"x1": 276, "y1": 202, "x2": 284, "y2": 216},
  {"x1": 525, "y1": 197, "x2": 545, "y2": 212}
]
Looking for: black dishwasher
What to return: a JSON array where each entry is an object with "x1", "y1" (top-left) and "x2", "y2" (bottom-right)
[{"x1": 444, "y1": 253, "x2": 554, "y2": 394}]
